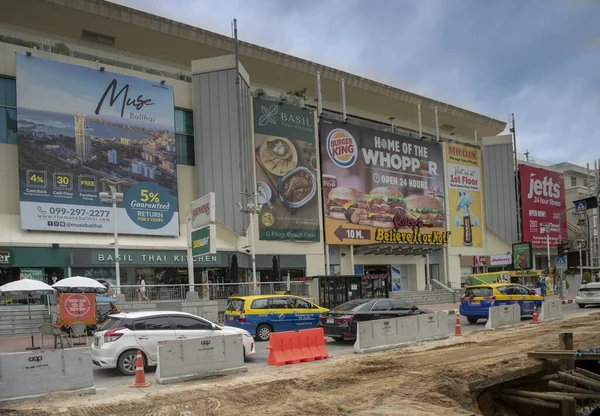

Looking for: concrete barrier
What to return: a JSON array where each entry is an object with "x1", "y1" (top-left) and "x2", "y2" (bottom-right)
[
  {"x1": 539, "y1": 300, "x2": 563, "y2": 322},
  {"x1": 353, "y1": 312, "x2": 448, "y2": 354},
  {"x1": 484, "y1": 304, "x2": 521, "y2": 330},
  {"x1": 155, "y1": 333, "x2": 247, "y2": 384},
  {"x1": 0, "y1": 348, "x2": 95, "y2": 401}
]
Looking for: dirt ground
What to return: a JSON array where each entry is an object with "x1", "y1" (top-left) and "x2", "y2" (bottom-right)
[{"x1": 2, "y1": 314, "x2": 600, "y2": 416}]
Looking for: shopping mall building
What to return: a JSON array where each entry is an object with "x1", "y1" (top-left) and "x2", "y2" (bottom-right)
[{"x1": 0, "y1": 0, "x2": 518, "y2": 303}]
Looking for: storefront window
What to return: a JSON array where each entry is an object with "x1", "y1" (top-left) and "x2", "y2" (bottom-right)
[
  {"x1": 175, "y1": 108, "x2": 195, "y2": 166},
  {"x1": 0, "y1": 77, "x2": 17, "y2": 144}
]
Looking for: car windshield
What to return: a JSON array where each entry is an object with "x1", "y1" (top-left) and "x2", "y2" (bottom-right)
[
  {"x1": 98, "y1": 316, "x2": 126, "y2": 331},
  {"x1": 332, "y1": 300, "x2": 372, "y2": 312},
  {"x1": 227, "y1": 299, "x2": 244, "y2": 311},
  {"x1": 464, "y1": 287, "x2": 493, "y2": 298},
  {"x1": 580, "y1": 286, "x2": 600, "y2": 292}
]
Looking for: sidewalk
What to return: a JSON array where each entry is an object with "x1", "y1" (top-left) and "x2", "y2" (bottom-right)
[{"x1": 419, "y1": 293, "x2": 577, "y2": 315}]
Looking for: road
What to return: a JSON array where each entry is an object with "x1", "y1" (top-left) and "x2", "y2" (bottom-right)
[{"x1": 92, "y1": 303, "x2": 593, "y2": 389}]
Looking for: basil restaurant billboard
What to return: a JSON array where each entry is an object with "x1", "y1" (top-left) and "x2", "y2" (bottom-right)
[
  {"x1": 16, "y1": 55, "x2": 178, "y2": 235},
  {"x1": 519, "y1": 164, "x2": 567, "y2": 247},
  {"x1": 253, "y1": 98, "x2": 320, "y2": 242},
  {"x1": 320, "y1": 119, "x2": 449, "y2": 246}
]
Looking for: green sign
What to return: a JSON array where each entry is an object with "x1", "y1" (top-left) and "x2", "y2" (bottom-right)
[
  {"x1": 192, "y1": 225, "x2": 216, "y2": 257},
  {"x1": 91, "y1": 250, "x2": 221, "y2": 266},
  {"x1": 20, "y1": 268, "x2": 44, "y2": 281},
  {"x1": 0, "y1": 250, "x2": 12, "y2": 265},
  {"x1": 512, "y1": 242, "x2": 533, "y2": 270}
]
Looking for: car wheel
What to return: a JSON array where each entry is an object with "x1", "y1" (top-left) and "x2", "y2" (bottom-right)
[
  {"x1": 117, "y1": 350, "x2": 144, "y2": 376},
  {"x1": 467, "y1": 317, "x2": 478, "y2": 325},
  {"x1": 256, "y1": 324, "x2": 272, "y2": 341},
  {"x1": 331, "y1": 336, "x2": 344, "y2": 342},
  {"x1": 578, "y1": 304, "x2": 586, "y2": 309}
]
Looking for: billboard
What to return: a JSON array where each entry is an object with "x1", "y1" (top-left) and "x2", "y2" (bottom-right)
[
  {"x1": 446, "y1": 143, "x2": 483, "y2": 247},
  {"x1": 519, "y1": 164, "x2": 567, "y2": 247},
  {"x1": 320, "y1": 119, "x2": 449, "y2": 246},
  {"x1": 16, "y1": 55, "x2": 178, "y2": 235},
  {"x1": 512, "y1": 242, "x2": 533, "y2": 270},
  {"x1": 253, "y1": 98, "x2": 320, "y2": 242}
]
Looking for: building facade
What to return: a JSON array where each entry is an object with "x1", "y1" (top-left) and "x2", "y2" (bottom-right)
[{"x1": 0, "y1": 0, "x2": 517, "y2": 300}]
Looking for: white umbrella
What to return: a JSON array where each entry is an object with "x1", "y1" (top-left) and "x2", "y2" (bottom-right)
[
  {"x1": 52, "y1": 276, "x2": 107, "y2": 294},
  {"x1": 0, "y1": 279, "x2": 55, "y2": 350}
]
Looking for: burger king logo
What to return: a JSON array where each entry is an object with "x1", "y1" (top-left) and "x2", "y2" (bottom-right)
[{"x1": 327, "y1": 128, "x2": 357, "y2": 168}]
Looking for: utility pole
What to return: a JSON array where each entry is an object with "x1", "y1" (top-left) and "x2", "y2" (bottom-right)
[{"x1": 510, "y1": 114, "x2": 522, "y2": 242}]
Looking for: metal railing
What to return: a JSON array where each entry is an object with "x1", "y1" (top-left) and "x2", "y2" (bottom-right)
[
  {"x1": 431, "y1": 278, "x2": 459, "y2": 302},
  {"x1": 111, "y1": 282, "x2": 310, "y2": 303}
]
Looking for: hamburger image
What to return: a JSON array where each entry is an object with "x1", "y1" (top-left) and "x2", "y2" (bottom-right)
[
  {"x1": 327, "y1": 187, "x2": 368, "y2": 224},
  {"x1": 367, "y1": 187, "x2": 407, "y2": 229},
  {"x1": 404, "y1": 194, "x2": 446, "y2": 227}
]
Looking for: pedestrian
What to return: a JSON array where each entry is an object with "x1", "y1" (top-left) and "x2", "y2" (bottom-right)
[
  {"x1": 138, "y1": 276, "x2": 149, "y2": 302},
  {"x1": 539, "y1": 277, "x2": 546, "y2": 297}
]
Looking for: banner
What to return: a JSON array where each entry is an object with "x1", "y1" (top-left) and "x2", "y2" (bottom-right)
[
  {"x1": 518, "y1": 165, "x2": 567, "y2": 247},
  {"x1": 446, "y1": 143, "x2": 483, "y2": 247},
  {"x1": 253, "y1": 98, "x2": 319, "y2": 242},
  {"x1": 320, "y1": 120, "x2": 448, "y2": 245},
  {"x1": 512, "y1": 242, "x2": 533, "y2": 270},
  {"x1": 19, "y1": 268, "x2": 44, "y2": 281},
  {"x1": 16, "y1": 55, "x2": 178, "y2": 235}
]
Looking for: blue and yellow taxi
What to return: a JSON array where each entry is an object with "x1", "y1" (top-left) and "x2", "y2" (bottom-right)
[
  {"x1": 460, "y1": 283, "x2": 543, "y2": 324},
  {"x1": 223, "y1": 294, "x2": 329, "y2": 341}
]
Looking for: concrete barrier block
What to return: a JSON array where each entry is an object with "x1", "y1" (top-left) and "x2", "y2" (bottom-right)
[
  {"x1": 540, "y1": 300, "x2": 563, "y2": 322},
  {"x1": 485, "y1": 304, "x2": 521, "y2": 330},
  {"x1": 354, "y1": 312, "x2": 448, "y2": 354},
  {"x1": 0, "y1": 348, "x2": 95, "y2": 401},
  {"x1": 156, "y1": 333, "x2": 247, "y2": 384}
]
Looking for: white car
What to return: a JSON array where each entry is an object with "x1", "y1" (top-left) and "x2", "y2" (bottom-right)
[
  {"x1": 576, "y1": 283, "x2": 600, "y2": 308},
  {"x1": 91, "y1": 311, "x2": 255, "y2": 375}
]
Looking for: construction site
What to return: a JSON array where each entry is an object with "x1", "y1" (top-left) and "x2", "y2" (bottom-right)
[{"x1": 0, "y1": 313, "x2": 599, "y2": 416}]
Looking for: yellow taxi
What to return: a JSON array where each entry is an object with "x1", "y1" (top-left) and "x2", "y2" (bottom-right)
[
  {"x1": 460, "y1": 283, "x2": 543, "y2": 324},
  {"x1": 223, "y1": 294, "x2": 329, "y2": 341}
]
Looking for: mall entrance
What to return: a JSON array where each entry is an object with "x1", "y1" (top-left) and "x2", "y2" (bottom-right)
[{"x1": 318, "y1": 274, "x2": 389, "y2": 309}]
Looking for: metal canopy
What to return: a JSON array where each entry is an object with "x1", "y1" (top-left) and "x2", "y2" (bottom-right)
[{"x1": 353, "y1": 244, "x2": 443, "y2": 256}]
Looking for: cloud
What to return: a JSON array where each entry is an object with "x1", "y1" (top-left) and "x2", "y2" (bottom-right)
[{"x1": 111, "y1": 0, "x2": 600, "y2": 165}]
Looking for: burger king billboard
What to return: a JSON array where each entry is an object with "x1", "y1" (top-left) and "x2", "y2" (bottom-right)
[{"x1": 320, "y1": 119, "x2": 449, "y2": 246}]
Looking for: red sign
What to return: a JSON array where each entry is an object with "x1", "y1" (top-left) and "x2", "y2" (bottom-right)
[
  {"x1": 519, "y1": 165, "x2": 567, "y2": 248},
  {"x1": 473, "y1": 256, "x2": 488, "y2": 266},
  {"x1": 58, "y1": 293, "x2": 96, "y2": 326}
]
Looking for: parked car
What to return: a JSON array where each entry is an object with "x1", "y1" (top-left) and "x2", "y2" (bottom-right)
[
  {"x1": 318, "y1": 298, "x2": 431, "y2": 341},
  {"x1": 460, "y1": 283, "x2": 543, "y2": 324},
  {"x1": 224, "y1": 294, "x2": 329, "y2": 341},
  {"x1": 576, "y1": 283, "x2": 600, "y2": 308},
  {"x1": 91, "y1": 311, "x2": 255, "y2": 376}
]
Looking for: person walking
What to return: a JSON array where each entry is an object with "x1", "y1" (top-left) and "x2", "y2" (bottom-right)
[
  {"x1": 138, "y1": 276, "x2": 149, "y2": 302},
  {"x1": 539, "y1": 277, "x2": 546, "y2": 297}
]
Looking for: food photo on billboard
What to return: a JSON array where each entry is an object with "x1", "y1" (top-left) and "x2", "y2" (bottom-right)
[
  {"x1": 320, "y1": 119, "x2": 450, "y2": 246},
  {"x1": 512, "y1": 242, "x2": 533, "y2": 270},
  {"x1": 253, "y1": 98, "x2": 320, "y2": 242},
  {"x1": 16, "y1": 55, "x2": 178, "y2": 236}
]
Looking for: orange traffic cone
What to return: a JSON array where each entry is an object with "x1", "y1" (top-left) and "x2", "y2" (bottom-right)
[
  {"x1": 454, "y1": 310, "x2": 462, "y2": 336},
  {"x1": 129, "y1": 350, "x2": 151, "y2": 388},
  {"x1": 531, "y1": 305, "x2": 539, "y2": 324}
]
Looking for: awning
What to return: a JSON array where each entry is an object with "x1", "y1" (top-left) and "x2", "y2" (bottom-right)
[{"x1": 352, "y1": 244, "x2": 443, "y2": 256}]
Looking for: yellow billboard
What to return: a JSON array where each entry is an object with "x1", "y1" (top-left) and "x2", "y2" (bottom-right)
[{"x1": 446, "y1": 143, "x2": 483, "y2": 247}]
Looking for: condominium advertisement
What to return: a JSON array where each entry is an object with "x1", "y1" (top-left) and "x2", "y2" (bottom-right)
[
  {"x1": 320, "y1": 119, "x2": 449, "y2": 246},
  {"x1": 446, "y1": 143, "x2": 483, "y2": 247},
  {"x1": 253, "y1": 98, "x2": 320, "y2": 242},
  {"x1": 16, "y1": 55, "x2": 179, "y2": 235}
]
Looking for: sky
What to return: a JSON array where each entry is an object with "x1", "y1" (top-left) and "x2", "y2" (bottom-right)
[
  {"x1": 16, "y1": 54, "x2": 175, "y2": 128},
  {"x1": 111, "y1": 0, "x2": 600, "y2": 166}
]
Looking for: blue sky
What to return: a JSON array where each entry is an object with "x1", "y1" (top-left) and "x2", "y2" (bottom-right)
[
  {"x1": 16, "y1": 55, "x2": 175, "y2": 127},
  {"x1": 111, "y1": 0, "x2": 600, "y2": 165}
]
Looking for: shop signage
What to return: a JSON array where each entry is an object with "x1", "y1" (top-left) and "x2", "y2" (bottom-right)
[
  {"x1": 0, "y1": 250, "x2": 12, "y2": 265},
  {"x1": 490, "y1": 254, "x2": 512, "y2": 266},
  {"x1": 191, "y1": 193, "x2": 215, "y2": 230},
  {"x1": 91, "y1": 250, "x2": 221, "y2": 266},
  {"x1": 320, "y1": 120, "x2": 448, "y2": 246},
  {"x1": 16, "y1": 55, "x2": 179, "y2": 236},
  {"x1": 19, "y1": 268, "x2": 44, "y2": 281},
  {"x1": 473, "y1": 256, "x2": 488, "y2": 266},
  {"x1": 519, "y1": 165, "x2": 567, "y2": 247},
  {"x1": 447, "y1": 143, "x2": 483, "y2": 248},
  {"x1": 191, "y1": 224, "x2": 216, "y2": 257},
  {"x1": 512, "y1": 242, "x2": 533, "y2": 270},
  {"x1": 253, "y1": 98, "x2": 320, "y2": 242}
]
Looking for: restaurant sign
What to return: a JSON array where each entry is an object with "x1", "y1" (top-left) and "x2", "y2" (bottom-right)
[
  {"x1": 91, "y1": 250, "x2": 222, "y2": 266},
  {"x1": 0, "y1": 250, "x2": 12, "y2": 265}
]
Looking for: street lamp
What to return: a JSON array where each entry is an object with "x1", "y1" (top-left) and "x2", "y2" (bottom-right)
[
  {"x1": 100, "y1": 181, "x2": 124, "y2": 294},
  {"x1": 238, "y1": 194, "x2": 260, "y2": 294},
  {"x1": 541, "y1": 222, "x2": 551, "y2": 270}
]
